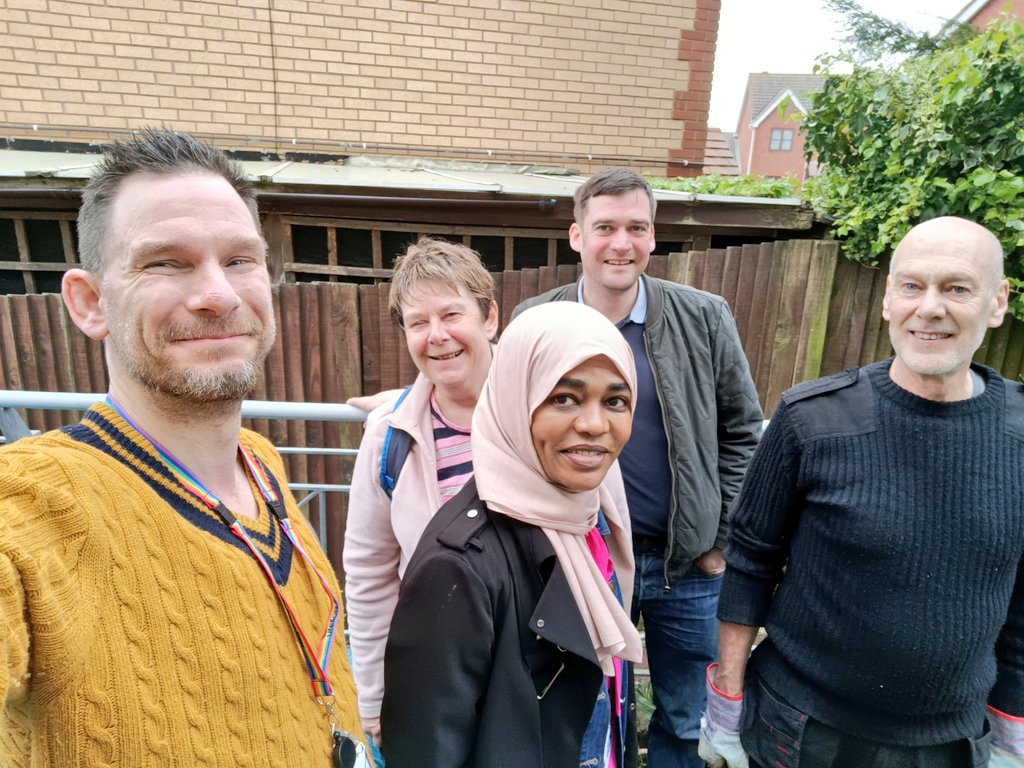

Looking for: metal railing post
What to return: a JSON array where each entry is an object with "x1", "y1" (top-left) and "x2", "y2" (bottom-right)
[{"x1": 0, "y1": 407, "x2": 32, "y2": 443}]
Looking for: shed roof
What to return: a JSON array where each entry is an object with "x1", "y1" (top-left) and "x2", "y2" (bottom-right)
[{"x1": 0, "y1": 148, "x2": 822, "y2": 236}]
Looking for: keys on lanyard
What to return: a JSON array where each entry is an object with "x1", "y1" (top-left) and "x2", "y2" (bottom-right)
[
  {"x1": 321, "y1": 695, "x2": 370, "y2": 768},
  {"x1": 333, "y1": 730, "x2": 357, "y2": 768},
  {"x1": 333, "y1": 732, "x2": 372, "y2": 768}
]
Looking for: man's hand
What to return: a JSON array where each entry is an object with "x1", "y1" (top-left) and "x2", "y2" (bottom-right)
[
  {"x1": 696, "y1": 547, "x2": 726, "y2": 575},
  {"x1": 346, "y1": 389, "x2": 404, "y2": 413},
  {"x1": 697, "y1": 663, "x2": 748, "y2": 768},
  {"x1": 362, "y1": 716, "x2": 382, "y2": 748}
]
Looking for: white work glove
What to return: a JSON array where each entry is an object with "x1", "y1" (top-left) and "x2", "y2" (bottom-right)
[
  {"x1": 697, "y1": 662, "x2": 749, "y2": 768},
  {"x1": 988, "y1": 705, "x2": 1024, "y2": 767}
]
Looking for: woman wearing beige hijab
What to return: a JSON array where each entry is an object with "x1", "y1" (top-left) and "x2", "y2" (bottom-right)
[{"x1": 381, "y1": 301, "x2": 643, "y2": 768}]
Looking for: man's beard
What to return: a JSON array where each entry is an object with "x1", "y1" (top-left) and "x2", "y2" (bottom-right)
[
  {"x1": 129, "y1": 357, "x2": 264, "y2": 402},
  {"x1": 113, "y1": 317, "x2": 275, "y2": 405}
]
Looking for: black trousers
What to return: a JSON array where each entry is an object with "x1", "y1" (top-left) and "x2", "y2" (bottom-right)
[{"x1": 743, "y1": 678, "x2": 990, "y2": 768}]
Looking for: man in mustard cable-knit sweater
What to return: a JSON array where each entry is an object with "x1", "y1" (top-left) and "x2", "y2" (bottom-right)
[{"x1": 0, "y1": 130, "x2": 365, "y2": 766}]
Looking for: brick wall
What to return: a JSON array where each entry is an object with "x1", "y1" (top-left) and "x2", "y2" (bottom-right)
[
  {"x1": 1, "y1": 0, "x2": 711, "y2": 175},
  {"x1": 745, "y1": 105, "x2": 811, "y2": 181},
  {"x1": 668, "y1": 0, "x2": 718, "y2": 177}
]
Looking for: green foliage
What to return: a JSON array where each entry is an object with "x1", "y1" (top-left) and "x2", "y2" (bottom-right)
[
  {"x1": 804, "y1": 17, "x2": 1024, "y2": 316},
  {"x1": 647, "y1": 173, "x2": 800, "y2": 199}
]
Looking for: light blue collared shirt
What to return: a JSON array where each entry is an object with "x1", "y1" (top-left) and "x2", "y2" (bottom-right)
[{"x1": 577, "y1": 275, "x2": 648, "y2": 325}]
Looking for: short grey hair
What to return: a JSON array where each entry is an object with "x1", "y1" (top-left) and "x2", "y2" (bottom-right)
[{"x1": 77, "y1": 128, "x2": 258, "y2": 273}]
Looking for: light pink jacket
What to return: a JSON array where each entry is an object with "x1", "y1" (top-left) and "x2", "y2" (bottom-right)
[{"x1": 344, "y1": 373, "x2": 441, "y2": 720}]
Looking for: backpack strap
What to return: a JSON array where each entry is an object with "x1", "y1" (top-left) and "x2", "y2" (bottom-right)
[{"x1": 379, "y1": 386, "x2": 414, "y2": 499}]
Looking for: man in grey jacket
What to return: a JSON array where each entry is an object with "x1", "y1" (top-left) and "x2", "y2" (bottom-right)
[{"x1": 513, "y1": 168, "x2": 763, "y2": 768}]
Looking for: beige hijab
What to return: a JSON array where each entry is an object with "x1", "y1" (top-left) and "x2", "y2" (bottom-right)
[{"x1": 471, "y1": 302, "x2": 643, "y2": 674}]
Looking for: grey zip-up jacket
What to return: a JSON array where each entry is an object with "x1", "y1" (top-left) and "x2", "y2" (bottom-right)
[{"x1": 514, "y1": 276, "x2": 763, "y2": 585}]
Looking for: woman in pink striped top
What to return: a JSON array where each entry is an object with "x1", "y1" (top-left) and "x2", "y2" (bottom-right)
[{"x1": 344, "y1": 237, "x2": 499, "y2": 747}]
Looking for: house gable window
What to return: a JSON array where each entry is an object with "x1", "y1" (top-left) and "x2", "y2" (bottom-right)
[{"x1": 770, "y1": 128, "x2": 793, "y2": 151}]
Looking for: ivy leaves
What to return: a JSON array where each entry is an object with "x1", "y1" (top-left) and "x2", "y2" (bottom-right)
[{"x1": 804, "y1": 17, "x2": 1024, "y2": 315}]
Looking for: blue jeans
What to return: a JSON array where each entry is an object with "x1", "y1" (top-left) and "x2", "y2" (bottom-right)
[{"x1": 632, "y1": 552, "x2": 721, "y2": 768}]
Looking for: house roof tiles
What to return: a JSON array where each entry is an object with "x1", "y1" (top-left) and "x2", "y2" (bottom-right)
[
  {"x1": 746, "y1": 73, "x2": 826, "y2": 120},
  {"x1": 703, "y1": 128, "x2": 740, "y2": 176}
]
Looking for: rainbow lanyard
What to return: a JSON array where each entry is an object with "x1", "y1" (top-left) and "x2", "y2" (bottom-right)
[{"x1": 105, "y1": 396, "x2": 341, "y2": 703}]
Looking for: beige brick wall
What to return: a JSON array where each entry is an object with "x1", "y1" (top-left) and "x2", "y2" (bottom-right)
[{"x1": 1, "y1": 0, "x2": 714, "y2": 175}]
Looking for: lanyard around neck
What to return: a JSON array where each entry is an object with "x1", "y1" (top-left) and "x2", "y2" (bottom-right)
[{"x1": 105, "y1": 395, "x2": 341, "y2": 699}]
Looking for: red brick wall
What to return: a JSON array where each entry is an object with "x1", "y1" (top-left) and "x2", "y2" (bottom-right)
[
  {"x1": 667, "y1": 0, "x2": 719, "y2": 177},
  {"x1": 969, "y1": 0, "x2": 1024, "y2": 27},
  {"x1": 746, "y1": 103, "x2": 809, "y2": 179}
]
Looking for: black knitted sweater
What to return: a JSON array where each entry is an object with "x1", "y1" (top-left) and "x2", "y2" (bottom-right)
[{"x1": 720, "y1": 360, "x2": 1024, "y2": 746}]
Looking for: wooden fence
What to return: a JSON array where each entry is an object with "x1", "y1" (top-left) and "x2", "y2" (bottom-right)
[
  {"x1": 5, "y1": 239, "x2": 1024, "y2": 572},
  {"x1": 360, "y1": 240, "x2": 895, "y2": 412}
]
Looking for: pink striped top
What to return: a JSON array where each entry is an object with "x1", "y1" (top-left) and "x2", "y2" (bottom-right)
[{"x1": 430, "y1": 391, "x2": 474, "y2": 503}]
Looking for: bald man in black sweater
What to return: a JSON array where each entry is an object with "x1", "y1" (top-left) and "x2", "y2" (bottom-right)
[{"x1": 701, "y1": 217, "x2": 1024, "y2": 768}]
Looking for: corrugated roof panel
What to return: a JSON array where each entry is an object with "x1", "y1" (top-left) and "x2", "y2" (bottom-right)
[{"x1": 0, "y1": 149, "x2": 805, "y2": 208}]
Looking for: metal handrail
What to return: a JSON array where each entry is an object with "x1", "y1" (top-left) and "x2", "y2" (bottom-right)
[
  {"x1": 0, "y1": 390, "x2": 369, "y2": 422},
  {"x1": 0, "y1": 390, "x2": 369, "y2": 552}
]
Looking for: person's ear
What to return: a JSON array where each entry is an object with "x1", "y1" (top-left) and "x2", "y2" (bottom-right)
[
  {"x1": 62, "y1": 268, "x2": 110, "y2": 341},
  {"x1": 881, "y1": 275, "x2": 893, "y2": 323},
  {"x1": 989, "y1": 278, "x2": 1010, "y2": 328},
  {"x1": 484, "y1": 300, "x2": 499, "y2": 340},
  {"x1": 569, "y1": 222, "x2": 583, "y2": 254}
]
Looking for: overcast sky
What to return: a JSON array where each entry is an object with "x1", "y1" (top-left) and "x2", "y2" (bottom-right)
[{"x1": 709, "y1": 0, "x2": 969, "y2": 130}]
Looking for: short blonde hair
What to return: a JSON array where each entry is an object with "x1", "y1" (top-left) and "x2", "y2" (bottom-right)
[{"x1": 389, "y1": 237, "x2": 496, "y2": 327}]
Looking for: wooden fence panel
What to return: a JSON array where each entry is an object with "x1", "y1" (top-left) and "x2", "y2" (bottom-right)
[
  {"x1": 718, "y1": 246, "x2": 743, "y2": 309},
  {"x1": 31, "y1": 295, "x2": 67, "y2": 432},
  {"x1": 683, "y1": 248, "x2": 707, "y2": 291},
  {"x1": 730, "y1": 243, "x2": 761, "y2": 350},
  {"x1": 277, "y1": 284, "x2": 307, "y2": 478},
  {"x1": 703, "y1": 248, "x2": 727, "y2": 298},
  {"x1": 739, "y1": 243, "x2": 776, "y2": 391},
  {"x1": 795, "y1": 241, "x2": 840, "y2": 383},
  {"x1": 499, "y1": 270, "x2": 521, "y2": 330},
  {"x1": 997, "y1": 319, "x2": 1024, "y2": 382},
  {"x1": 299, "y1": 284, "x2": 324, "y2": 539},
  {"x1": 754, "y1": 242, "x2": 788, "y2": 405},
  {"x1": 374, "y1": 283, "x2": 398, "y2": 390},
  {"x1": 358, "y1": 285, "x2": 382, "y2": 397},
  {"x1": 646, "y1": 254, "x2": 668, "y2": 281},
  {"x1": 316, "y1": 282, "x2": 363, "y2": 574},
  {"x1": 763, "y1": 240, "x2": 811, "y2": 411},
  {"x1": 862, "y1": 272, "x2": 893, "y2": 366}
]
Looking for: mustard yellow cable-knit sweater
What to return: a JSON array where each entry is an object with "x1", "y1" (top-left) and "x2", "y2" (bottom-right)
[{"x1": 0, "y1": 404, "x2": 362, "y2": 767}]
